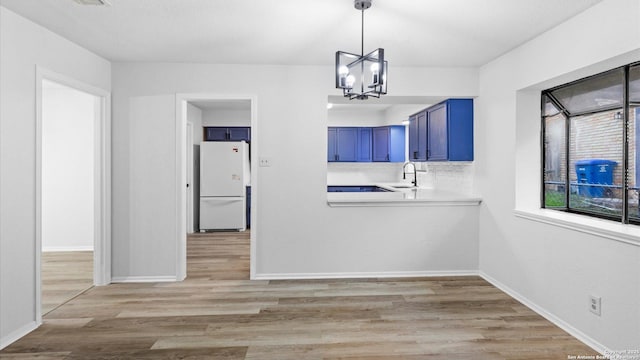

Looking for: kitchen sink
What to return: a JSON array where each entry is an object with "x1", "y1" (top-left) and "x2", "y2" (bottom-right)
[
  {"x1": 327, "y1": 186, "x2": 392, "y2": 193},
  {"x1": 391, "y1": 184, "x2": 415, "y2": 189}
]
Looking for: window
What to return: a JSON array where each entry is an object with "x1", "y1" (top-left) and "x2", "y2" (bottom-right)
[{"x1": 542, "y1": 63, "x2": 640, "y2": 224}]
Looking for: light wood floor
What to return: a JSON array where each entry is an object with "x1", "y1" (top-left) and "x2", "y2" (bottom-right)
[
  {"x1": 1, "y1": 232, "x2": 599, "y2": 359},
  {"x1": 41, "y1": 251, "x2": 93, "y2": 315}
]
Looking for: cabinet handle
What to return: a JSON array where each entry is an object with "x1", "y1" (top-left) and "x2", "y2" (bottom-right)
[
  {"x1": 386, "y1": 154, "x2": 389, "y2": 161},
  {"x1": 413, "y1": 151, "x2": 418, "y2": 159},
  {"x1": 336, "y1": 154, "x2": 339, "y2": 161}
]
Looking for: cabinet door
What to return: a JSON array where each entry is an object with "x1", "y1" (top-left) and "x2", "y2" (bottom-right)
[
  {"x1": 327, "y1": 128, "x2": 337, "y2": 161},
  {"x1": 205, "y1": 127, "x2": 228, "y2": 141},
  {"x1": 335, "y1": 128, "x2": 358, "y2": 162},
  {"x1": 409, "y1": 111, "x2": 427, "y2": 161},
  {"x1": 417, "y1": 111, "x2": 428, "y2": 161},
  {"x1": 408, "y1": 112, "x2": 427, "y2": 161},
  {"x1": 427, "y1": 104, "x2": 448, "y2": 160},
  {"x1": 228, "y1": 127, "x2": 250, "y2": 142},
  {"x1": 372, "y1": 127, "x2": 390, "y2": 162},
  {"x1": 357, "y1": 127, "x2": 372, "y2": 162},
  {"x1": 447, "y1": 99, "x2": 474, "y2": 161},
  {"x1": 408, "y1": 115, "x2": 419, "y2": 161}
]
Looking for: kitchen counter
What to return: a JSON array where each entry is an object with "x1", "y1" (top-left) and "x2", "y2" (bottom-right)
[{"x1": 327, "y1": 183, "x2": 482, "y2": 207}]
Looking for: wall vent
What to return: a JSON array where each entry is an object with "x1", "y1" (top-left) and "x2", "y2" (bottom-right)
[{"x1": 73, "y1": 0, "x2": 112, "y2": 5}]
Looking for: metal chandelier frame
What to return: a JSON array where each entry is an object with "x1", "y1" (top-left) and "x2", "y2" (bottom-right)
[{"x1": 335, "y1": 0, "x2": 388, "y2": 100}]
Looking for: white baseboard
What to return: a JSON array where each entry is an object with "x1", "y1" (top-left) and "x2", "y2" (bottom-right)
[
  {"x1": 0, "y1": 321, "x2": 38, "y2": 350},
  {"x1": 479, "y1": 271, "x2": 609, "y2": 355},
  {"x1": 42, "y1": 246, "x2": 93, "y2": 252},
  {"x1": 111, "y1": 276, "x2": 177, "y2": 283},
  {"x1": 253, "y1": 270, "x2": 479, "y2": 280}
]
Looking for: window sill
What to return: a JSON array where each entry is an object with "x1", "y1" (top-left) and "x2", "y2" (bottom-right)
[{"x1": 513, "y1": 208, "x2": 640, "y2": 247}]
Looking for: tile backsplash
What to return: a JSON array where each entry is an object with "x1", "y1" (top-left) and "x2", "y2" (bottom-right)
[
  {"x1": 415, "y1": 162, "x2": 474, "y2": 193},
  {"x1": 327, "y1": 161, "x2": 475, "y2": 194}
]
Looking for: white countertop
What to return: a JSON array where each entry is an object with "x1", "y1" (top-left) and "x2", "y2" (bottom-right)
[{"x1": 327, "y1": 183, "x2": 482, "y2": 207}]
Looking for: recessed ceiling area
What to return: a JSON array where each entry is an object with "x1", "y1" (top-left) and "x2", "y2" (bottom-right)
[{"x1": 0, "y1": 0, "x2": 602, "y2": 66}]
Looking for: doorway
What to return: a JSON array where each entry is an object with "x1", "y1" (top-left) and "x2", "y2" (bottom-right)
[
  {"x1": 176, "y1": 94, "x2": 257, "y2": 280},
  {"x1": 41, "y1": 80, "x2": 96, "y2": 314},
  {"x1": 36, "y1": 68, "x2": 111, "y2": 322}
]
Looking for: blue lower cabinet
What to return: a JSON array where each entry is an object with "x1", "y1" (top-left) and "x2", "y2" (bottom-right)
[
  {"x1": 373, "y1": 126, "x2": 405, "y2": 162},
  {"x1": 246, "y1": 186, "x2": 251, "y2": 229}
]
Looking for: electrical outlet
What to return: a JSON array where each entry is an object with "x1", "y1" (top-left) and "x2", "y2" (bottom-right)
[
  {"x1": 589, "y1": 295, "x2": 601, "y2": 316},
  {"x1": 259, "y1": 157, "x2": 272, "y2": 167}
]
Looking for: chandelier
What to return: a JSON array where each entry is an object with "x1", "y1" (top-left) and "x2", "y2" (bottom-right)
[{"x1": 335, "y1": 0, "x2": 387, "y2": 100}]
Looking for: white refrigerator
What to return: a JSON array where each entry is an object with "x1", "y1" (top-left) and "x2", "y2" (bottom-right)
[{"x1": 199, "y1": 141, "x2": 250, "y2": 231}]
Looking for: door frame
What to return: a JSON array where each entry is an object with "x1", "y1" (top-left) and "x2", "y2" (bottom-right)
[
  {"x1": 175, "y1": 93, "x2": 258, "y2": 280},
  {"x1": 186, "y1": 121, "x2": 194, "y2": 233},
  {"x1": 35, "y1": 67, "x2": 112, "y2": 323}
]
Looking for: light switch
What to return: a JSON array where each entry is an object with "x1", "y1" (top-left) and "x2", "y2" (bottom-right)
[{"x1": 259, "y1": 157, "x2": 272, "y2": 167}]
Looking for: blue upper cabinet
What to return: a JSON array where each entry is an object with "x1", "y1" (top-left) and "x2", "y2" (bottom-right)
[
  {"x1": 328, "y1": 127, "x2": 373, "y2": 162},
  {"x1": 204, "y1": 127, "x2": 251, "y2": 142},
  {"x1": 228, "y1": 127, "x2": 251, "y2": 142},
  {"x1": 335, "y1": 127, "x2": 358, "y2": 161},
  {"x1": 408, "y1": 111, "x2": 427, "y2": 161},
  {"x1": 327, "y1": 128, "x2": 338, "y2": 161},
  {"x1": 427, "y1": 104, "x2": 448, "y2": 160},
  {"x1": 356, "y1": 127, "x2": 372, "y2": 162},
  {"x1": 427, "y1": 99, "x2": 474, "y2": 161},
  {"x1": 373, "y1": 126, "x2": 405, "y2": 162},
  {"x1": 205, "y1": 127, "x2": 228, "y2": 141},
  {"x1": 328, "y1": 127, "x2": 361, "y2": 162},
  {"x1": 328, "y1": 126, "x2": 402, "y2": 162}
]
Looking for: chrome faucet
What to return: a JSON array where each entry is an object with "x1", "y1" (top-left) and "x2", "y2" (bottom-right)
[{"x1": 402, "y1": 161, "x2": 417, "y2": 187}]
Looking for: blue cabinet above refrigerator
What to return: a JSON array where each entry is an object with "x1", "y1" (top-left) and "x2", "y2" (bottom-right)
[{"x1": 204, "y1": 127, "x2": 251, "y2": 142}]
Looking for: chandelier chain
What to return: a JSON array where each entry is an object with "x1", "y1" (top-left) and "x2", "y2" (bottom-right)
[{"x1": 361, "y1": 8, "x2": 364, "y2": 57}]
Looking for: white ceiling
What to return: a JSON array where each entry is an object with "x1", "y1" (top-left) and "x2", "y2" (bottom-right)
[{"x1": 0, "y1": 0, "x2": 601, "y2": 67}]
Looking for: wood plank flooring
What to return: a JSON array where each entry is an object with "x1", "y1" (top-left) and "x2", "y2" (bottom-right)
[
  {"x1": 41, "y1": 251, "x2": 93, "y2": 315},
  {"x1": 1, "y1": 232, "x2": 600, "y2": 359}
]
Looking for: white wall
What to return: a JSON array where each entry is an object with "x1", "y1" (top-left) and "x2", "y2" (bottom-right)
[
  {"x1": 0, "y1": 6, "x2": 111, "y2": 348},
  {"x1": 186, "y1": 103, "x2": 202, "y2": 233},
  {"x1": 327, "y1": 108, "x2": 387, "y2": 126},
  {"x1": 476, "y1": 0, "x2": 640, "y2": 351},
  {"x1": 202, "y1": 108, "x2": 250, "y2": 127},
  {"x1": 42, "y1": 81, "x2": 95, "y2": 252},
  {"x1": 187, "y1": 103, "x2": 203, "y2": 144},
  {"x1": 384, "y1": 104, "x2": 430, "y2": 124},
  {"x1": 327, "y1": 104, "x2": 428, "y2": 127},
  {"x1": 110, "y1": 62, "x2": 479, "y2": 281}
]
